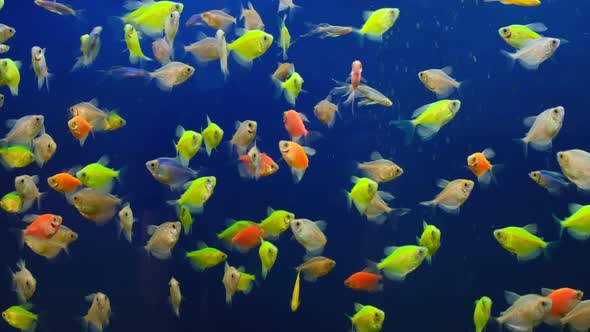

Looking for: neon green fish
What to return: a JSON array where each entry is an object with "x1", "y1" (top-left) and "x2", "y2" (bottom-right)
[
  {"x1": 280, "y1": 71, "x2": 303, "y2": 106},
  {"x1": 178, "y1": 204, "x2": 193, "y2": 235},
  {"x1": 278, "y1": 15, "x2": 291, "y2": 60},
  {"x1": 80, "y1": 34, "x2": 89, "y2": 58},
  {"x1": 123, "y1": 1, "x2": 184, "y2": 37},
  {"x1": 348, "y1": 303, "x2": 385, "y2": 332},
  {"x1": 227, "y1": 30, "x2": 273, "y2": 66},
  {"x1": 474, "y1": 296, "x2": 492, "y2": 332},
  {"x1": 217, "y1": 220, "x2": 256, "y2": 243},
  {"x1": 76, "y1": 156, "x2": 121, "y2": 191},
  {"x1": 237, "y1": 271, "x2": 256, "y2": 294},
  {"x1": 169, "y1": 176, "x2": 216, "y2": 213},
  {"x1": 0, "y1": 192, "x2": 21, "y2": 213},
  {"x1": 259, "y1": 207, "x2": 294, "y2": 238},
  {"x1": 2, "y1": 304, "x2": 37, "y2": 331},
  {"x1": 0, "y1": 146, "x2": 35, "y2": 169},
  {"x1": 124, "y1": 24, "x2": 151, "y2": 64},
  {"x1": 499, "y1": 23, "x2": 546, "y2": 49},
  {"x1": 0, "y1": 58, "x2": 21, "y2": 96},
  {"x1": 493, "y1": 224, "x2": 551, "y2": 261},
  {"x1": 554, "y1": 203, "x2": 590, "y2": 241},
  {"x1": 377, "y1": 245, "x2": 428, "y2": 281},
  {"x1": 392, "y1": 99, "x2": 461, "y2": 143},
  {"x1": 417, "y1": 221, "x2": 441, "y2": 264},
  {"x1": 186, "y1": 242, "x2": 227, "y2": 271},
  {"x1": 175, "y1": 126, "x2": 202, "y2": 167},
  {"x1": 347, "y1": 176, "x2": 378, "y2": 216},
  {"x1": 259, "y1": 238, "x2": 278, "y2": 279},
  {"x1": 359, "y1": 8, "x2": 400, "y2": 42},
  {"x1": 103, "y1": 111, "x2": 126, "y2": 131},
  {"x1": 202, "y1": 115, "x2": 224, "y2": 156}
]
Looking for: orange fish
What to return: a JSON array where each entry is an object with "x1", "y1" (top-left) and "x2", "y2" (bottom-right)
[
  {"x1": 283, "y1": 110, "x2": 309, "y2": 141},
  {"x1": 239, "y1": 153, "x2": 279, "y2": 178},
  {"x1": 68, "y1": 116, "x2": 93, "y2": 146},
  {"x1": 542, "y1": 287, "x2": 584, "y2": 325},
  {"x1": 23, "y1": 214, "x2": 62, "y2": 239},
  {"x1": 344, "y1": 271, "x2": 383, "y2": 292},
  {"x1": 278, "y1": 140, "x2": 316, "y2": 183},
  {"x1": 47, "y1": 172, "x2": 82, "y2": 193},
  {"x1": 467, "y1": 148, "x2": 501, "y2": 186},
  {"x1": 231, "y1": 224, "x2": 265, "y2": 252}
]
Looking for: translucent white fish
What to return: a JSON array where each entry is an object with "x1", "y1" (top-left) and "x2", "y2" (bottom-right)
[
  {"x1": 31, "y1": 46, "x2": 51, "y2": 91},
  {"x1": 15, "y1": 175, "x2": 44, "y2": 212},
  {"x1": 1, "y1": 115, "x2": 45, "y2": 147},
  {"x1": 117, "y1": 203, "x2": 136, "y2": 243},
  {"x1": 32, "y1": 133, "x2": 57, "y2": 167},
  {"x1": 169, "y1": 277, "x2": 182, "y2": 317},
  {"x1": 517, "y1": 106, "x2": 564, "y2": 156},
  {"x1": 497, "y1": 292, "x2": 552, "y2": 332},
  {"x1": 418, "y1": 66, "x2": 462, "y2": 99},
  {"x1": 83, "y1": 292, "x2": 111, "y2": 332},
  {"x1": 290, "y1": 219, "x2": 327, "y2": 257},
  {"x1": 144, "y1": 221, "x2": 181, "y2": 259},
  {"x1": 149, "y1": 62, "x2": 194, "y2": 91},
  {"x1": 165, "y1": 11, "x2": 180, "y2": 48},
  {"x1": 10, "y1": 260, "x2": 36, "y2": 303},
  {"x1": 501, "y1": 37, "x2": 563, "y2": 70},
  {"x1": 558, "y1": 149, "x2": 590, "y2": 191}
]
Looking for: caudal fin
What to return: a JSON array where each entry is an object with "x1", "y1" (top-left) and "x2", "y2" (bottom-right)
[{"x1": 390, "y1": 120, "x2": 416, "y2": 145}]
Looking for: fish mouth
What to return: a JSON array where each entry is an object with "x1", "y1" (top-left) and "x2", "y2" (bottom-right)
[
  {"x1": 34, "y1": 56, "x2": 42, "y2": 62},
  {"x1": 247, "y1": 129, "x2": 255, "y2": 134}
]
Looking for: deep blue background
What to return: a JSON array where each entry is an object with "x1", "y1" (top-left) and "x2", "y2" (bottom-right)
[{"x1": 1, "y1": 0, "x2": 590, "y2": 331}]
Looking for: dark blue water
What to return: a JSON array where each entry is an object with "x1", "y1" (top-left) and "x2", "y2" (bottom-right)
[{"x1": 1, "y1": 0, "x2": 590, "y2": 331}]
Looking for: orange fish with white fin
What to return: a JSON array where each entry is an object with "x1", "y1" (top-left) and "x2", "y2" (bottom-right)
[
  {"x1": 68, "y1": 116, "x2": 93, "y2": 146},
  {"x1": 467, "y1": 148, "x2": 502, "y2": 186},
  {"x1": 283, "y1": 110, "x2": 320, "y2": 144},
  {"x1": 239, "y1": 153, "x2": 279, "y2": 178},
  {"x1": 278, "y1": 140, "x2": 315, "y2": 183},
  {"x1": 22, "y1": 214, "x2": 62, "y2": 240},
  {"x1": 542, "y1": 287, "x2": 583, "y2": 326},
  {"x1": 47, "y1": 170, "x2": 82, "y2": 193}
]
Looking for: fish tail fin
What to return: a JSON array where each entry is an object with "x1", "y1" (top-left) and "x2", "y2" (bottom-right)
[
  {"x1": 544, "y1": 241, "x2": 559, "y2": 260},
  {"x1": 500, "y1": 49, "x2": 516, "y2": 69},
  {"x1": 552, "y1": 214, "x2": 564, "y2": 239},
  {"x1": 390, "y1": 120, "x2": 416, "y2": 145},
  {"x1": 513, "y1": 138, "x2": 528, "y2": 158}
]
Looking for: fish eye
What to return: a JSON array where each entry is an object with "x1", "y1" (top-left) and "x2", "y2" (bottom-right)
[
  {"x1": 552, "y1": 40, "x2": 557, "y2": 45},
  {"x1": 19, "y1": 179, "x2": 24, "y2": 183},
  {"x1": 464, "y1": 182, "x2": 469, "y2": 187},
  {"x1": 263, "y1": 36, "x2": 268, "y2": 41},
  {"x1": 8, "y1": 28, "x2": 13, "y2": 33},
  {"x1": 25, "y1": 280, "x2": 30, "y2": 286},
  {"x1": 247, "y1": 122, "x2": 252, "y2": 128},
  {"x1": 47, "y1": 144, "x2": 51, "y2": 149},
  {"x1": 149, "y1": 162, "x2": 155, "y2": 167},
  {"x1": 73, "y1": 196, "x2": 79, "y2": 201},
  {"x1": 123, "y1": 212, "x2": 128, "y2": 217},
  {"x1": 431, "y1": 230, "x2": 436, "y2": 237},
  {"x1": 471, "y1": 157, "x2": 476, "y2": 163},
  {"x1": 172, "y1": 224, "x2": 177, "y2": 228},
  {"x1": 268, "y1": 248, "x2": 272, "y2": 254},
  {"x1": 553, "y1": 108, "x2": 559, "y2": 113}
]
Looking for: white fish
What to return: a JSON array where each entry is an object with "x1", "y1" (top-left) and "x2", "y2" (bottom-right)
[
  {"x1": 11, "y1": 260, "x2": 36, "y2": 303},
  {"x1": 149, "y1": 62, "x2": 194, "y2": 91},
  {"x1": 420, "y1": 179, "x2": 474, "y2": 215},
  {"x1": 15, "y1": 175, "x2": 44, "y2": 212},
  {"x1": 32, "y1": 133, "x2": 57, "y2": 167},
  {"x1": 117, "y1": 203, "x2": 136, "y2": 243},
  {"x1": 0, "y1": 24, "x2": 15, "y2": 43},
  {"x1": 169, "y1": 277, "x2": 182, "y2": 317},
  {"x1": 561, "y1": 300, "x2": 590, "y2": 331},
  {"x1": 230, "y1": 120, "x2": 257, "y2": 154},
  {"x1": 184, "y1": 33, "x2": 219, "y2": 63},
  {"x1": 240, "y1": 2, "x2": 264, "y2": 31},
  {"x1": 365, "y1": 193, "x2": 410, "y2": 225},
  {"x1": 73, "y1": 26, "x2": 102, "y2": 70},
  {"x1": 1, "y1": 115, "x2": 45, "y2": 147},
  {"x1": 290, "y1": 219, "x2": 327, "y2": 257},
  {"x1": 0, "y1": 93, "x2": 4, "y2": 108},
  {"x1": 69, "y1": 99, "x2": 108, "y2": 129},
  {"x1": 357, "y1": 151, "x2": 404, "y2": 183},
  {"x1": 418, "y1": 66, "x2": 462, "y2": 99},
  {"x1": 497, "y1": 292, "x2": 552, "y2": 332},
  {"x1": 83, "y1": 292, "x2": 111, "y2": 332},
  {"x1": 356, "y1": 84, "x2": 392, "y2": 107},
  {"x1": 222, "y1": 262, "x2": 241, "y2": 305},
  {"x1": 517, "y1": 106, "x2": 564, "y2": 156},
  {"x1": 165, "y1": 11, "x2": 180, "y2": 48},
  {"x1": 557, "y1": 149, "x2": 590, "y2": 191},
  {"x1": 31, "y1": 46, "x2": 51, "y2": 91},
  {"x1": 501, "y1": 37, "x2": 562, "y2": 70},
  {"x1": 0, "y1": 44, "x2": 10, "y2": 53},
  {"x1": 152, "y1": 38, "x2": 172, "y2": 65},
  {"x1": 278, "y1": 0, "x2": 301, "y2": 13},
  {"x1": 144, "y1": 221, "x2": 181, "y2": 259}
]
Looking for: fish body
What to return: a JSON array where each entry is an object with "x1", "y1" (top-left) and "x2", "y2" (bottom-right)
[
  {"x1": 144, "y1": 221, "x2": 181, "y2": 259},
  {"x1": 499, "y1": 23, "x2": 546, "y2": 49}
]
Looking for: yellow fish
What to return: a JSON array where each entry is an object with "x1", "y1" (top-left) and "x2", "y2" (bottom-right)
[
  {"x1": 485, "y1": 0, "x2": 540, "y2": 6},
  {"x1": 124, "y1": 24, "x2": 152, "y2": 64},
  {"x1": 123, "y1": 0, "x2": 184, "y2": 37}
]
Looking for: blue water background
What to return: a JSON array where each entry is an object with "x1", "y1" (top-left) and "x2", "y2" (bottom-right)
[{"x1": 1, "y1": 0, "x2": 590, "y2": 331}]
